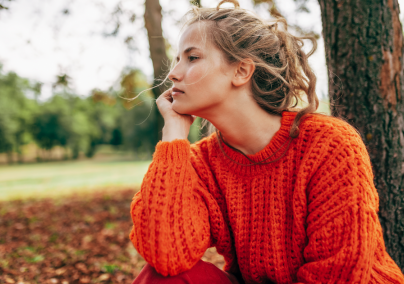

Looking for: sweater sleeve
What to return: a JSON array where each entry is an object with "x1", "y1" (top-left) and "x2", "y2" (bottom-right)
[
  {"x1": 296, "y1": 131, "x2": 404, "y2": 283},
  {"x1": 129, "y1": 139, "x2": 216, "y2": 276}
]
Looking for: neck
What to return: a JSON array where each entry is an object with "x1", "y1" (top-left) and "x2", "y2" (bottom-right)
[{"x1": 202, "y1": 90, "x2": 282, "y2": 155}]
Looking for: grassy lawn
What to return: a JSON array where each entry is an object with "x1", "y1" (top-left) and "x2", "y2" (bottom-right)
[{"x1": 0, "y1": 158, "x2": 151, "y2": 200}]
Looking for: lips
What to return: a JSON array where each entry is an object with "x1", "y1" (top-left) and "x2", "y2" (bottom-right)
[{"x1": 172, "y1": 87, "x2": 184, "y2": 96}]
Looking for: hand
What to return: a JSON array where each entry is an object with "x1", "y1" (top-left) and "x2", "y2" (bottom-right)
[{"x1": 156, "y1": 88, "x2": 196, "y2": 142}]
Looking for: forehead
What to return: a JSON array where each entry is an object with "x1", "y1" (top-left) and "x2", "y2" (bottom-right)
[{"x1": 178, "y1": 22, "x2": 211, "y2": 50}]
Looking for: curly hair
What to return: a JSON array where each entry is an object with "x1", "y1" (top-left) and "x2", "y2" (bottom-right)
[{"x1": 177, "y1": 0, "x2": 319, "y2": 139}]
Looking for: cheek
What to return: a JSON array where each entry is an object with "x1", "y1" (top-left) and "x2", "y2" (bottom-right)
[
  {"x1": 185, "y1": 64, "x2": 207, "y2": 86},
  {"x1": 185, "y1": 63, "x2": 226, "y2": 94},
  {"x1": 172, "y1": 62, "x2": 229, "y2": 115}
]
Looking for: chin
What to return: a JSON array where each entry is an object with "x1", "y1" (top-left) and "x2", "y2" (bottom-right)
[{"x1": 172, "y1": 101, "x2": 194, "y2": 116}]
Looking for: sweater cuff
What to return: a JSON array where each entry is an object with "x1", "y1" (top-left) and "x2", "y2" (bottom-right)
[{"x1": 153, "y1": 139, "x2": 191, "y2": 164}]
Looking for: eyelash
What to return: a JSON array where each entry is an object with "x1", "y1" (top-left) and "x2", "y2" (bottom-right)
[{"x1": 189, "y1": 56, "x2": 199, "y2": 62}]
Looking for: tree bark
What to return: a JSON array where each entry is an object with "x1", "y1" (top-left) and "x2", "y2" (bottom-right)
[
  {"x1": 318, "y1": 0, "x2": 404, "y2": 271},
  {"x1": 144, "y1": 0, "x2": 170, "y2": 145}
]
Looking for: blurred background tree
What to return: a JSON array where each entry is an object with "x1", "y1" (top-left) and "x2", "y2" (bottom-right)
[
  {"x1": 0, "y1": 65, "x2": 38, "y2": 163},
  {"x1": 144, "y1": 0, "x2": 170, "y2": 146},
  {"x1": 30, "y1": 95, "x2": 70, "y2": 159},
  {"x1": 0, "y1": 67, "x2": 157, "y2": 163}
]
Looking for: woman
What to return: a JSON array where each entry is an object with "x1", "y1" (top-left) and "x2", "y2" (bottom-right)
[{"x1": 129, "y1": 1, "x2": 404, "y2": 283}]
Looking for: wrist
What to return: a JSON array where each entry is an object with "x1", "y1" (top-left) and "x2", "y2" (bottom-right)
[{"x1": 162, "y1": 123, "x2": 189, "y2": 142}]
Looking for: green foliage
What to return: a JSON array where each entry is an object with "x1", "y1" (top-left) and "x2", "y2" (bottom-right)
[
  {"x1": 0, "y1": 65, "x2": 168, "y2": 163},
  {"x1": 0, "y1": 65, "x2": 38, "y2": 160},
  {"x1": 117, "y1": 69, "x2": 156, "y2": 156},
  {"x1": 30, "y1": 95, "x2": 70, "y2": 150}
]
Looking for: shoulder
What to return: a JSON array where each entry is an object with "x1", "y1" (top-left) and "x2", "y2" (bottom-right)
[
  {"x1": 298, "y1": 113, "x2": 373, "y2": 175},
  {"x1": 299, "y1": 113, "x2": 364, "y2": 147},
  {"x1": 298, "y1": 114, "x2": 379, "y2": 211},
  {"x1": 297, "y1": 113, "x2": 372, "y2": 169}
]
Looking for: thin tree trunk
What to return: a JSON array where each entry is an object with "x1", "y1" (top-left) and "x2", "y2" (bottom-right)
[
  {"x1": 144, "y1": 0, "x2": 170, "y2": 145},
  {"x1": 318, "y1": 0, "x2": 404, "y2": 271}
]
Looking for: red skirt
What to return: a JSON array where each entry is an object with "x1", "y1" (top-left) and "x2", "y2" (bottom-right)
[{"x1": 132, "y1": 260, "x2": 240, "y2": 284}]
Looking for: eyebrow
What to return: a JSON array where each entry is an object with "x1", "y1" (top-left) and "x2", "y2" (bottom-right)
[{"x1": 176, "y1": 46, "x2": 200, "y2": 62}]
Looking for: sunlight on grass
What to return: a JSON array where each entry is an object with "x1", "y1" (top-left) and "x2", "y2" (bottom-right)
[{"x1": 0, "y1": 159, "x2": 150, "y2": 200}]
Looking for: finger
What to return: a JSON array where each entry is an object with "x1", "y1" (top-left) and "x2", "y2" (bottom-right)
[
  {"x1": 156, "y1": 89, "x2": 173, "y2": 106},
  {"x1": 160, "y1": 88, "x2": 173, "y2": 103},
  {"x1": 161, "y1": 88, "x2": 173, "y2": 99}
]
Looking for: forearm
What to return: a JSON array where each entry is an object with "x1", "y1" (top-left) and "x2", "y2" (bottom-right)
[
  {"x1": 130, "y1": 192, "x2": 211, "y2": 276},
  {"x1": 129, "y1": 140, "x2": 211, "y2": 276}
]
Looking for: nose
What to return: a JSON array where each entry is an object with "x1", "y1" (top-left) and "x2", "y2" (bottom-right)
[{"x1": 168, "y1": 63, "x2": 183, "y2": 82}]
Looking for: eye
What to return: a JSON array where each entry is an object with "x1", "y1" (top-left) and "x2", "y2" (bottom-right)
[{"x1": 189, "y1": 55, "x2": 199, "y2": 62}]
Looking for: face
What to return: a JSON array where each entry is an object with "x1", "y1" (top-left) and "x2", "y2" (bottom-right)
[{"x1": 168, "y1": 22, "x2": 236, "y2": 117}]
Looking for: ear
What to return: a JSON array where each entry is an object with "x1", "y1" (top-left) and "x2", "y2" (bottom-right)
[{"x1": 232, "y1": 59, "x2": 255, "y2": 87}]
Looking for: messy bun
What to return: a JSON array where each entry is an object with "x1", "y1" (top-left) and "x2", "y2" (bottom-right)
[
  {"x1": 216, "y1": 0, "x2": 240, "y2": 9},
  {"x1": 182, "y1": 0, "x2": 319, "y2": 139}
]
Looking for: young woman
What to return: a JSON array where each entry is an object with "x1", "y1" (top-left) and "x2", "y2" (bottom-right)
[{"x1": 129, "y1": 1, "x2": 404, "y2": 283}]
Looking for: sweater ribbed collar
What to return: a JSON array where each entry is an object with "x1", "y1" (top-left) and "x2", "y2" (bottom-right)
[{"x1": 211, "y1": 111, "x2": 297, "y2": 176}]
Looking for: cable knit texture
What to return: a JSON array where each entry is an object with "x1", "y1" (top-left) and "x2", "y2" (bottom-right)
[{"x1": 129, "y1": 111, "x2": 404, "y2": 284}]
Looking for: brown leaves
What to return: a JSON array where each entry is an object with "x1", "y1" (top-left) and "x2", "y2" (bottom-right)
[
  {"x1": 0, "y1": 189, "x2": 224, "y2": 283},
  {"x1": 0, "y1": 190, "x2": 142, "y2": 283}
]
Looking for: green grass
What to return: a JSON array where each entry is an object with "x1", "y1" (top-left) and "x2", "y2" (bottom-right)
[{"x1": 0, "y1": 158, "x2": 151, "y2": 200}]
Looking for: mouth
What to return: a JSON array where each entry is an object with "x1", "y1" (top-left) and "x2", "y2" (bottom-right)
[{"x1": 172, "y1": 87, "x2": 184, "y2": 96}]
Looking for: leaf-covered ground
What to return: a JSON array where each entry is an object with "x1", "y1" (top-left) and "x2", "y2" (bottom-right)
[{"x1": 0, "y1": 189, "x2": 224, "y2": 284}]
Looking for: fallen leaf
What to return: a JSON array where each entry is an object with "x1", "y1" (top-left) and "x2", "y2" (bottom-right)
[
  {"x1": 98, "y1": 274, "x2": 110, "y2": 281},
  {"x1": 75, "y1": 262, "x2": 89, "y2": 274},
  {"x1": 55, "y1": 267, "x2": 66, "y2": 275},
  {"x1": 5, "y1": 277, "x2": 16, "y2": 284},
  {"x1": 79, "y1": 276, "x2": 91, "y2": 283},
  {"x1": 14, "y1": 223, "x2": 25, "y2": 230}
]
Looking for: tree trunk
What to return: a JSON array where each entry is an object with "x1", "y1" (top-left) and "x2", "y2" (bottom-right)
[
  {"x1": 144, "y1": 0, "x2": 170, "y2": 145},
  {"x1": 318, "y1": 0, "x2": 404, "y2": 271}
]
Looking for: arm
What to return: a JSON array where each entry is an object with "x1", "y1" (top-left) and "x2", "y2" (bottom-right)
[
  {"x1": 130, "y1": 139, "x2": 212, "y2": 276},
  {"x1": 130, "y1": 88, "x2": 235, "y2": 276},
  {"x1": 296, "y1": 132, "x2": 397, "y2": 283},
  {"x1": 130, "y1": 89, "x2": 221, "y2": 276}
]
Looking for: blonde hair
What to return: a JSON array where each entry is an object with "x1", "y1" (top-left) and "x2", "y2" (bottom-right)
[{"x1": 178, "y1": 0, "x2": 319, "y2": 138}]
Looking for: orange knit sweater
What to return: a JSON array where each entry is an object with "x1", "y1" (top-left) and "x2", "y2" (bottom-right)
[{"x1": 129, "y1": 111, "x2": 404, "y2": 284}]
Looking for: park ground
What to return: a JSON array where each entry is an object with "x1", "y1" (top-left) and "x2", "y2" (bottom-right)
[{"x1": 0, "y1": 158, "x2": 225, "y2": 284}]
